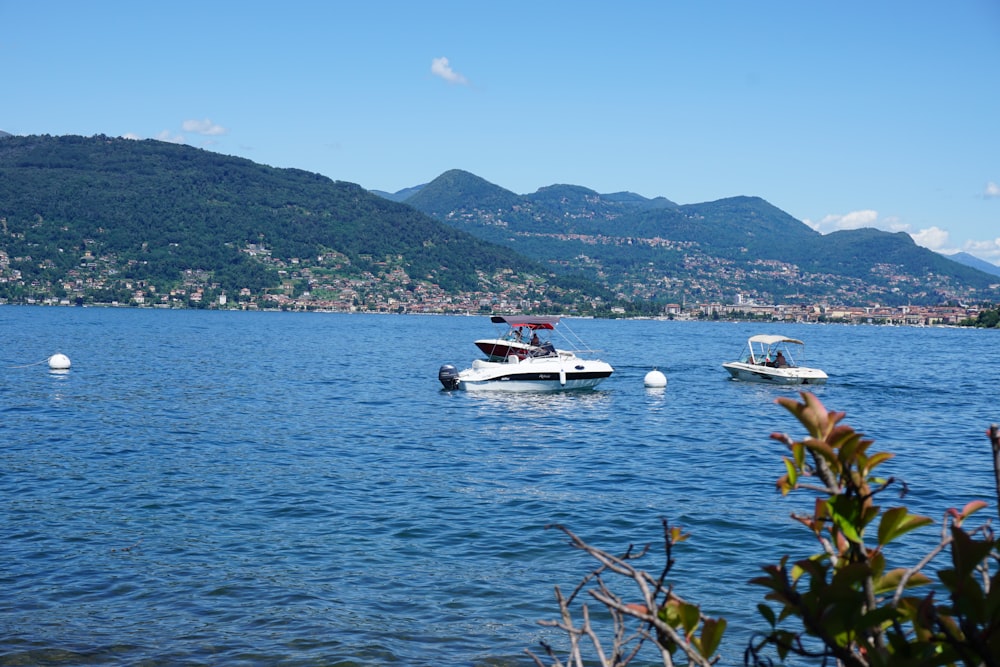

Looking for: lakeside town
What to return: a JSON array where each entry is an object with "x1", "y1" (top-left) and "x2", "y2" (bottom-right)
[
  {"x1": 4, "y1": 236, "x2": 997, "y2": 326},
  {"x1": 4, "y1": 263, "x2": 989, "y2": 327}
]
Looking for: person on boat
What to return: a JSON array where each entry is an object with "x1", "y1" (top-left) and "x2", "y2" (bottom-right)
[
  {"x1": 513, "y1": 327, "x2": 524, "y2": 342},
  {"x1": 774, "y1": 351, "x2": 788, "y2": 368},
  {"x1": 530, "y1": 332, "x2": 540, "y2": 346}
]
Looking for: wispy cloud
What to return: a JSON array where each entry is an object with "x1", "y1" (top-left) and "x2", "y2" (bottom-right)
[
  {"x1": 803, "y1": 209, "x2": 880, "y2": 233},
  {"x1": 182, "y1": 118, "x2": 227, "y2": 136},
  {"x1": 431, "y1": 57, "x2": 469, "y2": 85},
  {"x1": 155, "y1": 130, "x2": 186, "y2": 144},
  {"x1": 984, "y1": 181, "x2": 1000, "y2": 198},
  {"x1": 147, "y1": 119, "x2": 227, "y2": 145},
  {"x1": 962, "y1": 237, "x2": 1000, "y2": 264},
  {"x1": 910, "y1": 226, "x2": 951, "y2": 252},
  {"x1": 805, "y1": 210, "x2": 960, "y2": 254}
]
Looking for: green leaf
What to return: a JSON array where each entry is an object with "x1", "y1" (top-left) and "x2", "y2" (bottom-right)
[
  {"x1": 749, "y1": 574, "x2": 785, "y2": 592},
  {"x1": 833, "y1": 431, "x2": 863, "y2": 462},
  {"x1": 857, "y1": 604, "x2": 902, "y2": 632},
  {"x1": 757, "y1": 603, "x2": 776, "y2": 627},
  {"x1": 658, "y1": 601, "x2": 679, "y2": 627},
  {"x1": 878, "y1": 507, "x2": 933, "y2": 546},
  {"x1": 869, "y1": 551, "x2": 885, "y2": 580},
  {"x1": 793, "y1": 442, "x2": 806, "y2": 469},
  {"x1": 679, "y1": 602, "x2": 700, "y2": 636},
  {"x1": 831, "y1": 562, "x2": 872, "y2": 589},
  {"x1": 777, "y1": 395, "x2": 823, "y2": 438},
  {"x1": 950, "y1": 526, "x2": 996, "y2": 578},
  {"x1": 861, "y1": 451, "x2": 894, "y2": 475},
  {"x1": 873, "y1": 567, "x2": 932, "y2": 594},
  {"x1": 781, "y1": 457, "x2": 798, "y2": 494},
  {"x1": 698, "y1": 618, "x2": 727, "y2": 658},
  {"x1": 827, "y1": 497, "x2": 864, "y2": 544},
  {"x1": 804, "y1": 438, "x2": 837, "y2": 467}
]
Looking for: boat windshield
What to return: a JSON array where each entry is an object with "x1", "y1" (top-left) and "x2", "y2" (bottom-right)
[
  {"x1": 741, "y1": 340, "x2": 800, "y2": 367},
  {"x1": 503, "y1": 325, "x2": 550, "y2": 346},
  {"x1": 759, "y1": 342, "x2": 798, "y2": 367}
]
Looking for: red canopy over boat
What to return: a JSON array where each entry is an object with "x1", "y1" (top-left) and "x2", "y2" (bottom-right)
[{"x1": 490, "y1": 315, "x2": 558, "y2": 330}]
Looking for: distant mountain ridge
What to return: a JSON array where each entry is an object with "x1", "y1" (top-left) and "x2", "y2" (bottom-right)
[
  {"x1": 370, "y1": 183, "x2": 425, "y2": 202},
  {"x1": 948, "y1": 251, "x2": 1000, "y2": 277},
  {"x1": 379, "y1": 169, "x2": 999, "y2": 306}
]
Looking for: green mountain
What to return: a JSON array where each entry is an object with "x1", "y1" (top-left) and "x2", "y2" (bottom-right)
[
  {"x1": 0, "y1": 135, "x2": 603, "y2": 310},
  {"x1": 394, "y1": 170, "x2": 999, "y2": 306},
  {"x1": 796, "y1": 228, "x2": 982, "y2": 283},
  {"x1": 3, "y1": 135, "x2": 994, "y2": 312},
  {"x1": 405, "y1": 169, "x2": 523, "y2": 218}
]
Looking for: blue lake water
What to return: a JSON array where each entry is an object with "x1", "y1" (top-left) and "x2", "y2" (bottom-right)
[{"x1": 2, "y1": 307, "x2": 998, "y2": 665}]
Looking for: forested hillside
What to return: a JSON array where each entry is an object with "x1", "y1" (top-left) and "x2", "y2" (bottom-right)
[
  {"x1": 396, "y1": 170, "x2": 999, "y2": 306},
  {"x1": 0, "y1": 135, "x2": 605, "y2": 311},
  {"x1": 3, "y1": 134, "x2": 995, "y2": 313}
]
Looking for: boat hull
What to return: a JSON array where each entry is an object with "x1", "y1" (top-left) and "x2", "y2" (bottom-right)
[
  {"x1": 455, "y1": 357, "x2": 613, "y2": 392},
  {"x1": 722, "y1": 362, "x2": 828, "y2": 385}
]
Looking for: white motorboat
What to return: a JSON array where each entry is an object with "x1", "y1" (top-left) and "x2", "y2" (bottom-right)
[
  {"x1": 722, "y1": 334, "x2": 828, "y2": 385},
  {"x1": 439, "y1": 315, "x2": 614, "y2": 392}
]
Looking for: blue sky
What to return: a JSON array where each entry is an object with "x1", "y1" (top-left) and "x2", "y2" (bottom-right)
[{"x1": 3, "y1": 1, "x2": 999, "y2": 265}]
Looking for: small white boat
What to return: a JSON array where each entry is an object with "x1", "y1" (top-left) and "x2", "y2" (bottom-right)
[
  {"x1": 722, "y1": 334, "x2": 828, "y2": 385},
  {"x1": 439, "y1": 315, "x2": 614, "y2": 392}
]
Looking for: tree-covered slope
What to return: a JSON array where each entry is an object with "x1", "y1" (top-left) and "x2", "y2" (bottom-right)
[
  {"x1": 404, "y1": 169, "x2": 523, "y2": 218},
  {"x1": 799, "y1": 228, "x2": 994, "y2": 285},
  {"x1": 400, "y1": 169, "x2": 1000, "y2": 305},
  {"x1": 600, "y1": 196, "x2": 821, "y2": 257},
  {"x1": 0, "y1": 135, "x2": 548, "y2": 295}
]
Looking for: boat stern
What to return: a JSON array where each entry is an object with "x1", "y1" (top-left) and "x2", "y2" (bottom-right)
[{"x1": 438, "y1": 364, "x2": 461, "y2": 390}]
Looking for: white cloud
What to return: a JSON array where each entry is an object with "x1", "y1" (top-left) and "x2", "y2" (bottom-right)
[
  {"x1": 121, "y1": 133, "x2": 141, "y2": 140},
  {"x1": 963, "y1": 237, "x2": 1000, "y2": 264},
  {"x1": 984, "y1": 181, "x2": 1000, "y2": 199},
  {"x1": 803, "y1": 209, "x2": 879, "y2": 234},
  {"x1": 804, "y1": 210, "x2": 962, "y2": 254},
  {"x1": 431, "y1": 57, "x2": 469, "y2": 85},
  {"x1": 182, "y1": 118, "x2": 227, "y2": 136},
  {"x1": 910, "y1": 226, "x2": 951, "y2": 252},
  {"x1": 155, "y1": 130, "x2": 185, "y2": 144}
]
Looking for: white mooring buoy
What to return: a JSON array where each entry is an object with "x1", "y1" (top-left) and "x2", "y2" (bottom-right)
[
  {"x1": 643, "y1": 369, "x2": 667, "y2": 388},
  {"x1": 48, "y1": 353, "x2": 72, "y2": 370}
]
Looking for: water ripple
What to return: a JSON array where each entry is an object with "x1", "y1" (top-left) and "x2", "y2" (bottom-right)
[{"x1": 2, "y1": 309, "x2": 997, "y2": 665}]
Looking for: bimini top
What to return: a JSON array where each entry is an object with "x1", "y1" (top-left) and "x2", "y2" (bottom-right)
[
  {"x1": 490, "y1": 315, "x2": 559, "y2": 330},
  {"x1": 748, "y1": 334, "x2": 805, "y2": 346}
]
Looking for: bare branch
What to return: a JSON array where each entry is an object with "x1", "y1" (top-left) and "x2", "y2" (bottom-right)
[
  {"x1": 535, "y1": 523, "x2": 721, "y2": 666},
  {"x1": 991, "y1": 424, "x2": 1000, "y2": 524},
  {"x1": 789, "y1": 512, "x2": 839, "y2": 558}
]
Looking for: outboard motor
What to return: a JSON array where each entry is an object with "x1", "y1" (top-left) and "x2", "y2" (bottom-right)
[{"x1": 438, "y1": 364, "x2": 461, "y2": 390}]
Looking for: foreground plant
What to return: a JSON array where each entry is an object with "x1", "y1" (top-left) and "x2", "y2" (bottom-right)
[
  {"x1": 748, "y1": 393, "x2": 999, "y2": 666},
  {"x1": 527, "y1": 520, "x2": 726, "y2": 667},
  {"x1": 530, "y1": 394, "x2": 999, "y2": 667}
]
